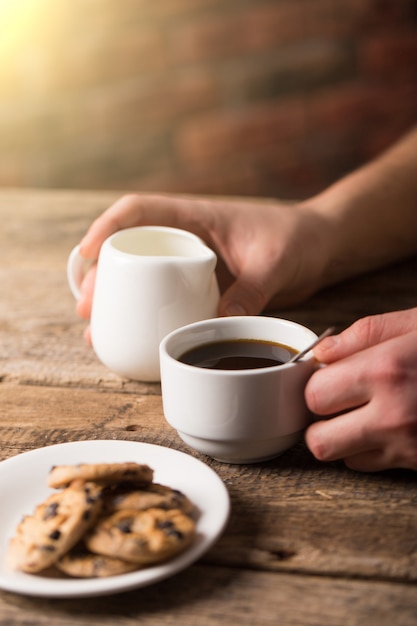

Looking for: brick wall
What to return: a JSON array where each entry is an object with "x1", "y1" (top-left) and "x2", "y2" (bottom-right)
[{"x1": 0, "y1": 0, "x2": 416, "y2": 199}]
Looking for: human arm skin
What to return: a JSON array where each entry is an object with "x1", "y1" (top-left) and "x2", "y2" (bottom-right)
[
  {"x1": 76, "y1": 126, "x2": 417, "y2": 327},
  {"x1": 76, "y1": 194, "x2": 328, "y2": 325},
  {"x1": 303, "y1": 125, "x2": 417, "y2": 288}
]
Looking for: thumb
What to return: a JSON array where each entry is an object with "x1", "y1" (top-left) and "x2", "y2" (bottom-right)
[
  {"x1": 314, "y1": 307, "x2": 417, "y2": 363},
  {"x1": 219, "y1": 278, "x2": 270, "y2": 317}
]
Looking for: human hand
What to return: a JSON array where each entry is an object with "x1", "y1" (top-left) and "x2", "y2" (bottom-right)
[
  {"x1": 305, "y1": 308, "x2": 417, "y2": 471},
  {"x1": 75, "y1": 193, "x2": 329, "y2": 330}
]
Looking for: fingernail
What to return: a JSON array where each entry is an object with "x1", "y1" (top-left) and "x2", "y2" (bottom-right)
[
  {"x1": 224, "y1": 302, "x2": 247, "y2": 316},
  {"x1": 315, "y1": 335, "x2": 338, "y2": 352}
]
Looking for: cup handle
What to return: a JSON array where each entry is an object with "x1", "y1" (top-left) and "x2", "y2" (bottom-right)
[{"x1": 67, "y1": 245, "x2": 91, "y2": 300}]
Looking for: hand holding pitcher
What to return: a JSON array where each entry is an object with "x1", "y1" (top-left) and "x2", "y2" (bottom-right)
[{"x1": 67, "y1": 226, "x2": 220, "y2": 382}]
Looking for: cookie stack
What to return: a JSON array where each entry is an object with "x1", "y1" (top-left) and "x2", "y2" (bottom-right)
[{"x1": 7, "y1": 462, "x2": 197, "y2": 578}]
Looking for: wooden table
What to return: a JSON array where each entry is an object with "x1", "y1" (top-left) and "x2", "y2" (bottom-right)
[{"x1": 1, "y1": 187, "x2": 417, "y2": 626}]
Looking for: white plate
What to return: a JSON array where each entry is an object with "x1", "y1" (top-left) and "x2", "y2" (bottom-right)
[{"x1": 0, "y1": 440, "x2": 230, "y2": 598}]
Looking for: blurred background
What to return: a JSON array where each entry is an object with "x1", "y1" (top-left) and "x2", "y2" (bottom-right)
[{"x1": 0, "y1": 0, "x2": 416, "y2": 200}]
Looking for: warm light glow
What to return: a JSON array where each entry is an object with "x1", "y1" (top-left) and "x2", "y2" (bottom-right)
[
  {"x1": 0, "y1": 0, "x2": 43, "y2": 57},
  {"x1": 0, "y1": 0, "x2": 54, "y2": 97}
]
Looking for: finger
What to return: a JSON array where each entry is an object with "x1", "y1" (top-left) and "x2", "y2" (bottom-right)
[
  {"x1": 342, "y1": 449, "x2": 392, "y2": 473},
  {"x1": 220, "y1": 278, "x2": 270, "y2": 316},
  {"x1": 219, "y1": 247, "x2": 292, "y2": 316},
  {"x1": 221, "y1": 278, "x2": 320, "y2": 317},
  {"x1": 75, "y1": 265, "x2": 97, "y2": 320},
  {"x1": 83, "y1": 325, "x2": 92, "y2": 346},
  {"x1": 305, "y1": 356, "x2": 370, "y2": 416},
  {"x1": 305, "y1": 405, "x2": 376, "y2": 463},
  {"x1": 79, "y1": 195, "x2": 144, "y2": 259},
  {"x1": 314, "y1": 308, "x2": 417, "y2": 364},
  {"x1": 79, "y1": 194, "x2": 210, "y2": 259}
]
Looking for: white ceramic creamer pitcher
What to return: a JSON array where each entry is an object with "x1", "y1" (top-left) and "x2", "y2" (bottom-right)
[{"x1": 67, "y1": 226, "x2": 220, "y2": 382}]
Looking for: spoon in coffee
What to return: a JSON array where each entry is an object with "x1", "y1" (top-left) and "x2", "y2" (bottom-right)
[{"x1": 288, "y1": 326, "x2": 335, "y2": 364}]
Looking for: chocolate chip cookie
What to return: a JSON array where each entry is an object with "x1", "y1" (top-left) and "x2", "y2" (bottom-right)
[
  {"x1": 48, "y1": 462, "x2": 154, "y2": 489},
  {"x1": 7, "y1": 480, "x2": 103, "y2": 573},
  {"x1": 85, "y1": 507, "x2": 196, "y2": 565},
  {"x1": 56, "y1": 542, "x2": 138, "y2": 578},
  {"x1": 102, "y1": 482, "x2": 196, "y2": 516}
]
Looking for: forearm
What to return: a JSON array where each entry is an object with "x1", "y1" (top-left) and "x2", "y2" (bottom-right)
[{"x1": 303, "y1": 126, "x2": 417, "y2": 287}]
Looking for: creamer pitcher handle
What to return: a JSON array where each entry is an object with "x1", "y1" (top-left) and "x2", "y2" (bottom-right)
[{"x1": 67, "y1": 245, "x2": 91, "y2": 300}]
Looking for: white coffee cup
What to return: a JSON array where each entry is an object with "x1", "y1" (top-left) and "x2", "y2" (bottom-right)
[
  {"x1": 67, "y1": 226, "x2": 220, "y2": 382},
  {"x1": 159, "y1": 316, "x2": 318, "y2": 463}
]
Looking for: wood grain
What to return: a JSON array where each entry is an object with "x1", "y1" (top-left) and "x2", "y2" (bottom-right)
[
  {"x1": 1, "y1": 188, "x2": 417, "y2": 625},
  {"x1": 2, "y1": 382, "x2": 417, "y2": 583},
  {"x1": 1, "y1": 566, "x2": 417, "y2": 626}
]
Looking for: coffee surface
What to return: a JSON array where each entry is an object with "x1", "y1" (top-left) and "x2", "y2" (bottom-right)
[{"x1": 179, "y1": 338, "x2": 297, "y2": 370}]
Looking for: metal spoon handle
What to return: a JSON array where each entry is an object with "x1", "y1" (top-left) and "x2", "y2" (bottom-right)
[{"x1": 288, "y1": 326, "x2": 335, "y2": 363}]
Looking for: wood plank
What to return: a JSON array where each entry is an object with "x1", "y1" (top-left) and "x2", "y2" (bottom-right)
[
  {"x1": 2, "y1": 188, "x2": 417, "y2": 389},
  {"x1": 2, "y1": 188, "x2": 417, "y2": 625},
  {"x1": 0, "y1": 565, "x2": 416, "y2": 626},
  {"x1": 2, "y1": 383, "x2": 417, "y2": 582},
  {"x1": 0, "y1": 188, "x2": 146, "y2": 390}
]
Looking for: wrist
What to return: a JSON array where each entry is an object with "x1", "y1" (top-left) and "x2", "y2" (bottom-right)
[{"x1": 297, "y1": 195, "x2": 343, "y2": 290}]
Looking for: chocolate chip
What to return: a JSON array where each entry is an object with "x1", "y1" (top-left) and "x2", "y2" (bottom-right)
[
  {"x1": 157, "y1": 520, "x2": 174, "y2": 530},
  {"x1": 116, "y1": 520, "x2": 132, "y2": 534},
  {"x1": 85, "y1": 488, "x2": 99, "y2": 505},
  {"x1": 49, "y1": 529, "x2": 61, "y2": 541},
  {"x1": 168, "y1": 529, "x2": 183, "y2": 540},
  {"x1": 157, "y1": 520, "x2": 183, "y2": 540},
  {"x1": 93, "y1": 558, "x2": 106, "y2": 575},
  {"x1": 43, "y1": 502, "x2": 59, "y2": 520},
  {"x1": 41, "y1": 545, "x2": 56, "y2": 552}
]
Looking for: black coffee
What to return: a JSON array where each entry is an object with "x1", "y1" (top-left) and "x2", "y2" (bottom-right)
[{"x1": 179, "y1": 338, "x2": 297, "y2": 370}]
